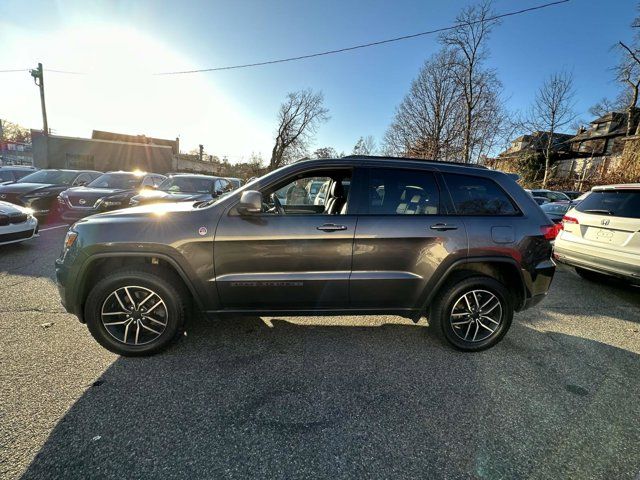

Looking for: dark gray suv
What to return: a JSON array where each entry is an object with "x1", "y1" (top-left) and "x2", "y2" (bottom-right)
[{"x1": 55, "y1": 156, "x2": 556, "y2": 356}]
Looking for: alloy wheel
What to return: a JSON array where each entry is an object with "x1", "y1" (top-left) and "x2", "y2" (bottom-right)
[
  {"x1": 450, "y1": 289, "x2": 502, "y2": 343},
  {"x1": 100, "y1": 286, "x2": 168, "y2": 345}
]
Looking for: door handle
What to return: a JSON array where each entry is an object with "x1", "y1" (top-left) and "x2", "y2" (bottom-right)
[
  {"x1": 430, "y1": 223, "x2": 458, "y2": 231},
  {"x1": 317, "y1": 223, "x2": 347, "y2": 232}
]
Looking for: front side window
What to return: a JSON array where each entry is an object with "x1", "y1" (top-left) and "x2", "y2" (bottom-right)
[
  {"x1": 262, "y1": 170, "x2": 351, "y2": 215},
  {"x1": 443, "y1": 173, "x2": 518, "y2": 216},
  {"x1": 365, "y1": 168, "x2": 440, "y2": 215},
  {"x1": 158, "y1": 176, "x2": 215, "y2": 194}
]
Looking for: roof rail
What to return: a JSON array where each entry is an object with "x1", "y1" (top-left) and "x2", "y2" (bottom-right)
[{"x1": 342, "y1": 155, "x2": 488, "y2": 169}]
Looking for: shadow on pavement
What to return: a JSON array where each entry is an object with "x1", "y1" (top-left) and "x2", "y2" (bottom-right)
[{"x1": 20, "y1": 316, "x2": 640, "y2": 480}]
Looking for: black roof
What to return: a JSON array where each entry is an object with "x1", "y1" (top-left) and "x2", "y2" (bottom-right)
[{"x1": 342, "y1": 155, "x2": 487, "y2": 169}]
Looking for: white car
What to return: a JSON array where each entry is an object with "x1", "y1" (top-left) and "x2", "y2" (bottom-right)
[
  {"x1": 0, "y1": 201, "x2": 39, "y2": 246},
  {"x1": 554, "y1": 184, "x2": 640, "y2": 284}
]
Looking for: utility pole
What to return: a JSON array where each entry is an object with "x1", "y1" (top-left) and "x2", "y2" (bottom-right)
[
  {"x1": 30, "y1": 63, "x2": 49, "y2": 135},
  {"x1": 198, "y1": 144, "x2": 204, "y2": 162}
]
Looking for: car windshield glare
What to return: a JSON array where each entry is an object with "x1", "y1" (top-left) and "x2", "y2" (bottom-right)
[
  {"x1": 576, "y1": 190, "x2": 640, "y2": 219},
  {"x1": 17, "y1": 170, "x2": 78, "y2": 185},
  {"x1": 159, "y1": 177, "x2": 215, "y2": 193},
  {"x1": 88, "y1": 173, "x2": 141, "y2": 189}
]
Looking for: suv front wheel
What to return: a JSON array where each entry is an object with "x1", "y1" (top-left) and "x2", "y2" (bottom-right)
[
  {"x1": 84, "y1": 267, "x2": 186, "y2": 356},
  {"x1": 429, "y1": 275, "x2": 513, "y2": 351}
]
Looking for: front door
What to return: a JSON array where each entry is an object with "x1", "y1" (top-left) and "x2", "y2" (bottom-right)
[
  {"x1": 350, "y1": 167, "x2": 468, "y2": 310},
  {"x1": 214, "y1": 169, "x2": 356, "y2": 310}
]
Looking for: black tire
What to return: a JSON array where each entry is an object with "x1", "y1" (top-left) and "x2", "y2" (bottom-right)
[
  {"x1": 84, "y1": 267, "x2": 187, "y2": 356},
  {"x1": 429, "y1": 275, "x2": 513, "y2": 352},
  {"x1": 575, "y1": 267, "x2": 606, "y2": 282}
]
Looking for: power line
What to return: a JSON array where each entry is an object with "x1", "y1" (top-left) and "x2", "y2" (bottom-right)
[
  {"x1": 155, "y1": 0, "x2": 570, "y2": 75},
  {"x1": 0, "y1": 0, "x2": 570, "y2": 77}
]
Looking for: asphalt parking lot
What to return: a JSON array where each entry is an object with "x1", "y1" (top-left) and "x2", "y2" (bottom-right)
[{"x1": 1, "y1": 225, "x2": 639, "y2": 480}]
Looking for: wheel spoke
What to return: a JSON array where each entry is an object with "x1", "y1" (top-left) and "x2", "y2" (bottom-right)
[
  {"x1": 472, "y1": 322, "x2": 480, "y2": 341},
  {"x1": 482, "y1": 300, "x2": 500, "y2": 315},
  {"x1": 477, "y1": 320, "x2": 495, "y2": 333},
  {"x1": 480, "y1": 315, "x2": 500, "y2": 325},
  {"x1": 138, "y1": 292, "x2": 155, "y2": 309},
  {"x1": 472, "y1": 291, "x2": 481, "y2": 309},
  {"x1": 123, "y1": 321, "x2": 131, "y2": 343},
  {"x1": 464, "y1": 321, "x2": 473, "y2": 340},
  {"x1": 140, "y1": 322, "x2": 162, "y2": 335},
  {"x1": 463, "y1": 294, "x2": 473, "y2": 312},
  {"x1": 104, "y1": 319, "x2": 129, "y2": 326},
  {"x1": 452, "y1": 319, "x2": 472, "y2": 326},
  {"x1": 102, "y1": 311, "x2": 128, "y2": 316},
  {"x1": 146, "y1": 300, "x2": 164, "y2": 314},
  {"x1": 451, "y1": 312, "x2": 470, "y2": 317},
  {"x1": 135, "y1": 323, "x2": 140, "y2": 345},
  {"x1": 124, "y1": 287, "x2": 136, "y2": 309},
  {"x1": 142, "y1": 315, "x2": 167, "y2": 327},
  {"x1": 113, "y1": 291, "x2": 129, "y2": 312}
]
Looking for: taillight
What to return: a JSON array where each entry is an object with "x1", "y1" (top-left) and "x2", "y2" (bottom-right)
[
  {"x1": 541, "y1": 224, "x2": 562, "y2": 240},
  {"x1": 562, "y1": 215, "x2": 579, "y2": 225}
]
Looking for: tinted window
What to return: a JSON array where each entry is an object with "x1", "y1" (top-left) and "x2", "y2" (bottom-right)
[
  {"x1": 366, "y1": 169, "x2": 439, "y2": 215},
  {"x1": 158, "y1": 176, "x2": 215, "y2": 193},
  {"x1": 541, "y1": 203, "x2": 570, "y2": 215},
  {"x1": 444, "y1": 173, "x2": 518, "y2": 216},
  {"x1": 576, "y1": 190, "x2": 640, "y2": 219},
  {"x1": 17, "y1": 170, "x2": 78, "y2": 185},
  {"x1": 88, "y1": 173, "x2": 143, "y2": 189},
  {"x1": 0, "y1": 171, "x2": 14, "y2": 182}
]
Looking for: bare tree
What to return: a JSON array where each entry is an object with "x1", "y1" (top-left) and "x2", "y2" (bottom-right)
[
  {"x1": 352, "y1": 135, "x2": 377, "y2": 155},
  {"x1": 269, "y1": 89, "x2": 329, "y2": 171},
  {"x1": 588, "y1": 96, "x2": 629, "y2": 118},
  {"x1": 313, "y1": 146, "x2": 339, "y2": 159},
  {"x1": 526, "y1": 71, "x2": 576, "y2": 188},
  {"x1": 440, "y1": 0, "x2": 500, "y2": 163},
  {"x1": 0, "y1": 119, "x2": 31, "y2": 143},
  {"x1": 383, "y1": 48, "x2": 464, "y2": 160},
  {"x1": 612, "y1": 3, "x2": 640, "y2": 134}
]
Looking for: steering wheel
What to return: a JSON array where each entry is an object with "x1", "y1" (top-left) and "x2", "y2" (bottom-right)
[{"x1": 269, "y1": 192, "x2": 285, "y2": 215}]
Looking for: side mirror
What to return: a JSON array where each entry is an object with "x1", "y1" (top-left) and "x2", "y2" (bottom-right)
[{"x1": 237, "y1": 190, "x2": 262, "y2": 215}]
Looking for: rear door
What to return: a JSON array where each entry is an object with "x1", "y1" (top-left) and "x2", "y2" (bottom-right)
[{"x1": 350, "y1": 167, "x2": 467, "y2": 310}]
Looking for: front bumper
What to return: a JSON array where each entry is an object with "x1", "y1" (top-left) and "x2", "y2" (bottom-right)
[{"x1": 0, "y1": 217, "x2": 39, "y2": 245}]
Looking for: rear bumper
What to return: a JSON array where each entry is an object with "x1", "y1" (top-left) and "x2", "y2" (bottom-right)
[
  {"x1": 519, "y1": 258, "x2": 556, "y2": 311},
  {"x1": 554, "y1": 241, "x2": 640, "y2": 283}
]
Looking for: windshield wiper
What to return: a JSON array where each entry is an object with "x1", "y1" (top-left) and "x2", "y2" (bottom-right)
[{"x1": 584, "y1": 209, "x2": 614, "y2": 215}]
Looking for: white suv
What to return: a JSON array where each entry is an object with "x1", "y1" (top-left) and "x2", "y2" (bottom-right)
[{"x1": 554, "y1": 184, "x2": 640, "y2": 284}]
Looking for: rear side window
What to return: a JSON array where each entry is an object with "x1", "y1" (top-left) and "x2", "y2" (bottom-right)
[
  {"x1": 366, "y1": 168, "x2": 440, "y2": 215},
  {"x1": 443, "y1": 173, "x2": 518, "y2": 216},
  {"x1": 576, "y1": 190, "x2": 640, "y2": 219}
]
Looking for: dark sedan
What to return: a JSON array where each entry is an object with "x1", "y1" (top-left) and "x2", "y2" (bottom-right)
[
  {"x1": 129, "y1": 174, "x2": 232, "y2": 206},
  {"x1": 0, "y1": 169, "x2": 101, "y2": 217},
  {"x1": 540, "y1": 202, "x2": 571, "y2": 223},
  {"x1": 57, "y1": 171, "x2": 165, "y2": 222}
]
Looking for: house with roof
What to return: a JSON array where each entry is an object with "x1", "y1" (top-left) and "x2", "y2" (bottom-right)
[
  {"x1": 568, "y1": 109, "x2": 640, "y2": 156},
  {"x1": 497, "y1": 131, "x2": 574, "y2": 159}
]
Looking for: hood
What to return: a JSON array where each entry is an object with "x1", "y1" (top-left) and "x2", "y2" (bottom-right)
[
  {"x1": 0, "y1": 182, "x2": 60, "y2": 195},
  {"x1": 76, "y1": 200, "x2": 201, "y2": 224},
  {"x1": 0, "y1": 200, "x2": 29, "y2": 214},
  {"x1": 132, "y1": 190, "x2": 212, "y2": 203}
]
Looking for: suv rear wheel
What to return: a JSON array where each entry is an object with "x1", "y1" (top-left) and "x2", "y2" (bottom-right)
[
  {"x1": 84, "y1": 268, "x2": 186, "y2": 356},
  {"x1": 429, "y1": 275, "x2": 513, "y2": 351}
]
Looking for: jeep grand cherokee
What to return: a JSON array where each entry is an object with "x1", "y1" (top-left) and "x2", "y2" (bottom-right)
[{"x1": 55, "y1": 156, "x2": 556, "y2": 356}]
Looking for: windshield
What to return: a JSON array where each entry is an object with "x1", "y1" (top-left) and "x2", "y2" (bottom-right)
[
  {"x1": 88, "y1": 173, "x2": 142, "y2": 189},
  {"x1": 159, "y1": 176, "x2": 215, "y2": 193},
  {"x1": 17, "y1": 170, "x2": 79, "y2": 185},
  {"x1": 541, "y1": 203, "x2": 570, "y2": 214},
  {"x1": 576, "y1": 190, "x2": 640, "y2": 218}
]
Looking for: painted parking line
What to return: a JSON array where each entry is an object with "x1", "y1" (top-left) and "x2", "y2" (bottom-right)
[{"x1": 39, "y1": 224, "x2": 69, "y2": 232}]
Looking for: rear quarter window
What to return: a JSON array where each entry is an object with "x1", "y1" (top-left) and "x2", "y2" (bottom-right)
[
  {"x1": 443, "y1": 173, "x2": 519, "y2": 216},
  {"x1": 576, "y1": 190, "x2": 640, "y2": 219}
]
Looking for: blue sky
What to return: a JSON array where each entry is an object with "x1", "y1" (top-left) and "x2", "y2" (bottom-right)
[{"x1": 0, "y1": 0, "x2": 636, "y2": 161}]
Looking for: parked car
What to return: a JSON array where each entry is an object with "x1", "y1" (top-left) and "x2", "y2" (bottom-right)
[
  {"x1": 56, "y1": 156, "x2": 556, "y2": 356},
  {"x1": 306, "y1": 180, "x2": 326, "y2": 203},
  {"x1": 57, "y1": 171, "x2": 165, "y2": 222},
  {"x1": 0, "y1": 169, "x2": 101, "y2": 217},
  {"x1": 0, "y1": 201, "x2": 39, "y2": 246},
  {"x1": 225, "y1": 177, "x2": 243, "y2": 190},
  {"x1": 554, "y1": 183, "x2": 640, "y2": 285},
  {"x1": 0, "y1": 166, "x2": 38, "y2": 185},
  {"x1": 540, "y1": 201, "x2": 571, "y2": 223},
  {"x1": 532, "y1": 196, "x2": 550, "y2": 206},
  {"x1": 562, "y1": 190, "x2": 583, "y2": 200},
  {"x1": 129, "y1": 174, "x2": 231, "y2": 206},
  {"x1": 527, "y1": 189, "x2": 571, "y2": 202}
]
